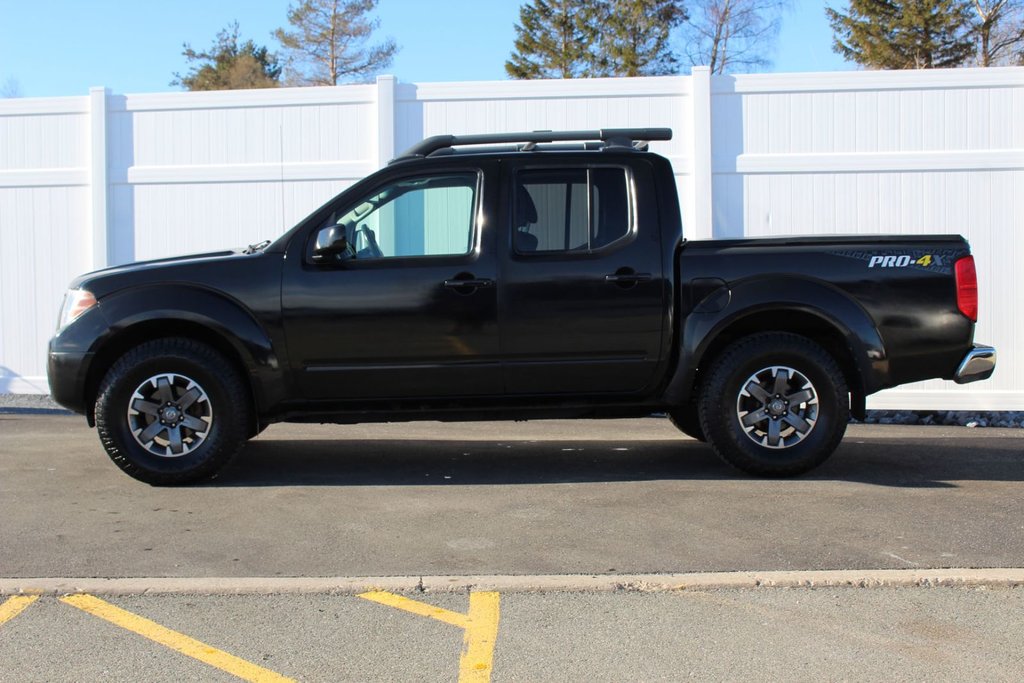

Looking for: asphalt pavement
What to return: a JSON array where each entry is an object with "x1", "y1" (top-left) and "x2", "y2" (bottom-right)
[
  {"x1": 3, "y1": 413, "x2": 1024, "y2": 682},
  {"x1": 3, "y1": 588, "x2": 1024, "y2": 682},
  {"x1": 1, "y1": 414, "x2": 1023, "y2": 578}
]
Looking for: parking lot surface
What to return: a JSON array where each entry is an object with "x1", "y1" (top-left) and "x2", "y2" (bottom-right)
[
  {"x1": 1, "y1": 414, "x2": 1023, "y2": 578},
  {"x1": 3, "y1": 587, "x2": 1024, "y2": 682},
  {"x1": 3, "y1": 413, "x2": 1024, "y2": 681}
]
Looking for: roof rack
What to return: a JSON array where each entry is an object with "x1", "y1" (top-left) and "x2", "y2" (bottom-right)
[{"x1": 390, "y1": 128, "x2": 672, "y2": 164}]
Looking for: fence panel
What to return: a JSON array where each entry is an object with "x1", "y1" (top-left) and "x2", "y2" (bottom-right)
[
  {"x1": 710, "y1": 68, "x2": 1024, "y2": 408},
  {"x1": 0, "y1": 97, "x2": 91, "y2": 392},
  {"x1": 107, "y1": 87, "x2": 379, "y2": 262},
  {"x1": 0, "y1": 68, "x2": 1020, "y2": 408}
]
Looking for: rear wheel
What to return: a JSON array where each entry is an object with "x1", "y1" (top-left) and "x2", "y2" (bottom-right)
[
  {"x1": 698, "y1": 332, "x2": 849, "y2": 477},
  {"x1": 95, "y1": 338, "x2": 251, "y2": 485}
]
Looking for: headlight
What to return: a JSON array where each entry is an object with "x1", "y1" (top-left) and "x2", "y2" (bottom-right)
[{"x1": 57, "y1": 289, "x2": 97, "y2": 331}]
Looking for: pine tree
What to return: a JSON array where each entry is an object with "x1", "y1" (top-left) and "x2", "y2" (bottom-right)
[
  {"x1": 827, "y1": 0, "x2": 976, "y2": 69},
  {"x1": 597, "y1": 0, "x2": 688, "y2": 76},
  {"x1": 172, "y1": 23, "x2": 282, "y2": 91},
  {"x1": 274, "y1": 0, "x2": 397, "y2": 85},
  {"x1": 507, "y1": 0, "x2": 689, "y2": 79},
  {"x1": 506, "y1": 0, "x2": 601, "y2": 79}
]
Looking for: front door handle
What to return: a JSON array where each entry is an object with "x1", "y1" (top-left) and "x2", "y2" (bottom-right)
[{"x1": 605, "y1": 269, "x2": 652, "y2": 286}]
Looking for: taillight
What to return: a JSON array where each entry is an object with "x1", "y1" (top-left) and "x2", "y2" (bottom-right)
[{"x1": 955, "y1": 256, "x2": 978, "y2": 322}]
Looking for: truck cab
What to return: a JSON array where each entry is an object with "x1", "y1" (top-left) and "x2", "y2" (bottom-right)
[{"x1": 279, "y1": 139, "x2": 675, "y2": 403}]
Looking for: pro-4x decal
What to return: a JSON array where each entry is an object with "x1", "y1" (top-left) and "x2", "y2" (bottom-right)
[{"x1": 828, "y1": 248, "x2": 966, "y2": 274}]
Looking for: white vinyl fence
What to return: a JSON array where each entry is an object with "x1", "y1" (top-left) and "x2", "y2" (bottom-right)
[{"x1": 1, "y1": 67, "x2": 1021, "y2": 409}]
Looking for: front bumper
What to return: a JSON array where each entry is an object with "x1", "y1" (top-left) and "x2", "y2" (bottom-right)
[
  {"x1": 953, "y1": 344, "x2": 996, "y2": 384},
  {"x1": 47, "y1": 347, "x2": 93, "y2": 415},
  {"x1": 46, "y1": 303, "x2": 111, "y2": 417}
]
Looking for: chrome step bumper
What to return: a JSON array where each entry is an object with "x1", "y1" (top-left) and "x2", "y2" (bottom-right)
[{"x1": 954, "y1": 344, "x2": 996, "y2": 384}]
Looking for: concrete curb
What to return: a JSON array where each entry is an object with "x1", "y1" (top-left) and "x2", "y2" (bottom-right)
[{"x1": 3, "y1": 569, "x2": 1024, "y2": 596}]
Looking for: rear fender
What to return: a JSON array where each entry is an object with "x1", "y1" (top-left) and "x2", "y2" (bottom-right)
[{"x1": 663, "y1": 276, "x2": 889, "y2": 412}]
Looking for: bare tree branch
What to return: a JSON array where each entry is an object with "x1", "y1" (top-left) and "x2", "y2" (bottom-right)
[
  {"x1": 970, "y1": 0, "x2": 1024, "y2": 65},
  {"x1": 1, "y1": 76, "x2": 21, "y2": 98},
  {"x1": 681, "y1": 0, "x2": 791, "y2": 74}
]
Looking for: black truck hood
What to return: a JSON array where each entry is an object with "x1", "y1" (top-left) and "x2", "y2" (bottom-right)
[{"x1": 70, "y1": 249, "x2": 253, "y2": 296}]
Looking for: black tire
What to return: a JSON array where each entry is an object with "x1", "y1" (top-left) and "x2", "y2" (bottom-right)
[
  {"x1": 667, "y1": 402, "x2": 705, "y2": 442},
  {"x1": 95, "y1": 338, "x2": 252, "y2": 485},
  {"x1": 698, "y1": 332, "x2": 849, "y2": 477}
]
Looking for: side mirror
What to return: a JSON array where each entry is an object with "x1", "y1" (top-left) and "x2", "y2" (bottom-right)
[{"x1": 312, "y1": 231, "x2": 353, "y2": 264}]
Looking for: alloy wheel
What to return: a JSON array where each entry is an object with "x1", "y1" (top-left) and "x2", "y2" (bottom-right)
[
  {"x1": 126, "y1": 373, "x2": 213, "y2": 457},
  {"x1": 735, "y1": 365, "x2": 818, "y2": 449}
]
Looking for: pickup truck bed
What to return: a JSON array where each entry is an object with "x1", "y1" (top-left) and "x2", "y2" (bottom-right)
[
  {"x1": 676, "y1": 234, "x2": 976, "y2": 396},
  {"x1": 47, "y1": 128, "x2": 995, "y2": 484}
]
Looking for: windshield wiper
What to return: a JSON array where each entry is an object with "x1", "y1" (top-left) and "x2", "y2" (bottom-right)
[{"x1": 243, "y1": 239, "x2": 271, "y2": 254}]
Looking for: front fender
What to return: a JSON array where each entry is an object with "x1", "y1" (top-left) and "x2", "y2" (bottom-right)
[
  {"x1": 88, "y1": 285, "x2": 285, "y2": 415},
  {"x1": 664, "y1": 276, "x2": 889, "y2": 404}
]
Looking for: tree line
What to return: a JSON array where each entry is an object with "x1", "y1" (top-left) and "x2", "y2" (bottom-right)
[
  {"x1": 509, "y1": 0, "x2": 1024, "y2": 76},
  {"x1": 172, "y1": 0, "x2": 1024, "y2": 93},
  {"x1": 173, "y1": 0, "x2": 398, "y2": 90}
]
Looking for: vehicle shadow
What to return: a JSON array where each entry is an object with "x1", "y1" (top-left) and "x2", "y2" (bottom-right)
[{"x1": 208, "y1": 433, "x2": 1024, "y2": 488}]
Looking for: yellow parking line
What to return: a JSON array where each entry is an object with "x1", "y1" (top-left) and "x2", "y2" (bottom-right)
[
  {"x1": 359, "y1": 590, "x2": 500, "y2": 683},
  {"x1": 0, "y1": 596, "x2": 39, "y2": 626},
  {"x1": 359, "y1": 590, "x2": 469, "y2": 628},
  {"x1": 460, "y1": 592, "x2": 500, "y2": 683},
  {"x1": 60, "y1": 594, "x2": 295, "y2": 683}
]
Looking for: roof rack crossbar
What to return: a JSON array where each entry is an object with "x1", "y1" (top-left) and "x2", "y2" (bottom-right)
[{"x1": 393, "y1": 128, "x2": 672, "y2": 162}]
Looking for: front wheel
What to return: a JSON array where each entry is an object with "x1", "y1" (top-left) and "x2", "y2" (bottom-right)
[
  {"x1": 698, "y1": 333, "x2": 849, "y2": 477},
  {"x1": 95, "y1": 338, "x2": 252, "y2": 485}
]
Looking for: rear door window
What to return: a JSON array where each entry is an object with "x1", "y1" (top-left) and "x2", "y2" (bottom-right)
[{"x1": 514, "y1": 167, "x2": 632, "y2": 254}]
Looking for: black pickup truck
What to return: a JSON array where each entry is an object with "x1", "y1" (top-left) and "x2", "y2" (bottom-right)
[{"x1": 48, "y1": 129, "x2": 995, "y2": 484}]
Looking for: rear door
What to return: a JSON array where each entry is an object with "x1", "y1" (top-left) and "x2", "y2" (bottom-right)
[{"x1": 499, "y1": 157, "x2": 667, "y2": 395}]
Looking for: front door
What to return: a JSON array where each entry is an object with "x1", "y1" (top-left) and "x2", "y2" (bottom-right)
[
  {"x1": 282, "y1": 163, "x2": 501, "y2": 400},
  {"x1": 499, "y1": 159, "x2": 667, "y2": 395}
]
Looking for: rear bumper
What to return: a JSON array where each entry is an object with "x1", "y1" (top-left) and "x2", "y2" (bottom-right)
[{"x1": 954, "y1": 344, "x2": 996, "y2": 384}]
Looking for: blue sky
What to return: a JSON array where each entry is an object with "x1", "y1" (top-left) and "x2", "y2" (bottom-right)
[{"x1": 0, "y1": 0, "x2": 850, "y2": 97}]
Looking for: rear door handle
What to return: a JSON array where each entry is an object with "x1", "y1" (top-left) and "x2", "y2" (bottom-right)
[
  {"x1": 604, "y1": 273, "x2": 652, "y2": 283},
  {"x1": 443, "y1": 277, "x2": 494, "y2": 290}
]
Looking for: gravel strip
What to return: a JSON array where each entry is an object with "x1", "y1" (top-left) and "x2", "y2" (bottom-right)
[
  {"x1": 0, "y1": 394, "x2": 66, "y2": 411},
  {"x1": 861, "y1": 409, "x2": 1024, "y2": 429}
]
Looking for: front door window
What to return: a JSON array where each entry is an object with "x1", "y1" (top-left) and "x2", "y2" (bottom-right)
[{"x1": 313, "y1": 173, "x2": 478, "y2": 262}]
